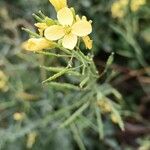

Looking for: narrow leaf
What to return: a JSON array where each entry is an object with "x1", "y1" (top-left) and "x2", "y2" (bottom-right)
[
  {"x1": 60, "y1": 102, "x2": 90, "y2": 128},
  {"x1": 42, "y1": 67, "x2": 69, "y2": 83},
  {"x1": 47, "y1": 82, "x2": 81, "y2": 91},
  {"x1": 95, "y1": 105, "x2": 104, "y2": 139}
]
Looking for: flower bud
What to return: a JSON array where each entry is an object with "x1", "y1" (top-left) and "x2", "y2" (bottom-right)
[
  {"x1": 82, "y1": 36, "x2": 93, "y2": 49},
  {"x1": 49, "y1": 0, "x2": 68, "y2": 12},
  {"x1": 13, "y1": 112, "x2": 24, "y2": 121},
  {"x1": 22, "y1": 38, "x2": 56, "y2": 51},
  {"x1": 111, "y1": 113, "x2": 119, "y2": 124},
  {"x1": 0, "y1": 71, "x2": 8, "y2": 92}
]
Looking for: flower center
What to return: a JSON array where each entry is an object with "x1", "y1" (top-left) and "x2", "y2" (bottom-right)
[{"x1": 64, "y1": 26, "x2": 72, "y2": 35}]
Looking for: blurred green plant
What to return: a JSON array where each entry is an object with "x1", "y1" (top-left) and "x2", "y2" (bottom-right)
[{"x1": 20, "y1": 0, "x2": 124, "y2": 149}]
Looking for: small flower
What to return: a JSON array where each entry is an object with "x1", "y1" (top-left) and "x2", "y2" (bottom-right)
[
  {"x1": 0, "y1": 70, "x2": 8, "y2": 92},
  {"x1": 82, "y1": 36, "x2": 93, "y2": 49},
  {"x1": 44, "y1": 7, "x2": 92, "y2": 50},
  {"x1": 97, "y1": 99, "x2": 112, "y2": 113},
  {"x1": 26, "y1": 132, "x2": 37, "y2": 149},
  {"x1": 111, "y1": 0, "x2": 128, "y2": 18},
  {"x1": 22, "y1": 38, "x2": 56, "y2": 51},
  {"x1": 13, "y1": 112, "x2": 25, "y2": 121},
  {"x1": 49, "y1": 0, "x2": 68, "y2": 11},
  {"x1": 110, "y1": 113, "x2": 119, "y2": 124},
  {"x1": 131, "y1": 0, "x2": 146, "y2": 12},
  {"x1": 111, "y1": 0, "x2": 146, "y2": 18}
]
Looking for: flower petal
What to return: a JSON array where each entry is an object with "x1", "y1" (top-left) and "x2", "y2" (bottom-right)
[
  {"x1": 72, "y1": 20, "x2": 92, "y2": 37},
  {"x1": 62, "y1": 33, "x2": 77, "y2": 50},
  {"x1": 22, "y1": 38, "x2": 55, "y2": 51},
  {"x1": 35, "y1": 23, "x2": 48, "y2": 36},
  {"x1": 34, "y1": 23, "x2": 48, "y2": 29},
  {"x1": 49, "y1": 0, "x2": 68, "y2": 12},
  {"x1": 57, "y1": 7, "x2": 73, "y2": 26},
  {"x1": 82, "y1": 36, "x2": 93, "y2": 49},
  {"x1": 44, "y1": 25, "x2": 65, "y2": 41}
]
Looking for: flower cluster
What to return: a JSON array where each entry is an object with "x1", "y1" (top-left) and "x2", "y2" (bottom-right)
[
  {"x1": 23, "y1": 0, "x2": 93, "y2": 51},
  {"x1": 111, "y1": 0, "x2": 146, "y2": 18}
]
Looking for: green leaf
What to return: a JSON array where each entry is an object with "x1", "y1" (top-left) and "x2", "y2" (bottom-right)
[
  {"x1": 42, "y1": 67, "x2": 70, "y2": 83},
  {"x1": 47, "y1": 82, "x2": 81, "y2": 91},
  {"x1": 32, "y1": 13, "x2": 43, "y2": 22},
  {"x1": 79, "y1": 77, "x2": 89, "y2": 88},
  {"x1": 95, "y1": 105, "x2": 104, "y2": 139},
  {"x1": 22, "y1": 28, "x2": 41, "y2": 38},
  {"x1": 59, "y1": 102, "x2": 90, "y2": 128}
]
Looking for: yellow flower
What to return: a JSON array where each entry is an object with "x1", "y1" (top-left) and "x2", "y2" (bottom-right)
[
  {"x1": 49, "y1": 0, "x2": 68, "y2": 11},
  {"x1": 111, "y1": 113, "x2": 119, "y2": 124},
  {"x1": 82, "y1": 36, "x2": 93, "y2": 49},
  {"x1": 131, "y1": 0, "x2": 146, "y2": 12},
  {"x1": 13, "y1": 112, "x2": 24, "y2": 121},
  {"x1": 22, "y1": 38, "x2": 56, "y2": 51},
  {"x1": 44, "y1": 7, "x2": 92, "y2": 50},
  {"x1": 0, "y1": 70, "x2": 8, "y2": 92},
  {"x1": 111, "y1": 0, "x2": 128, "y2": 18},
  {"x1": 97, "y1": 99, "x2": 112, "y2": 113},
  {"x1": 26, "y1": 132, "x2": 37, "y2": 149},
  {"x1": 34, "y1": 23, "x2": 48, "y2": 36},
  {"x1": 111, "y1": 0, "x2": 146, "y2": 18}
]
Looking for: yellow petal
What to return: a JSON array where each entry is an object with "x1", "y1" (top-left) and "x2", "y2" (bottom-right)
[
  {"x1": 34, "y1": 23, "x2": 48, "y2": 29},
  {"x1": 44, "y1": 25, "x2": 65, "y2": 41},
  {"x1": 49, "y1": 0, "x2": 68, "y2": 12},
  {"x1": 22, "y1": 38, "x2": 55, "y2": 51},
  {"x1": 82, "y1": 36, "x2": 93, "y2": 49},
  {"x1": 38, "y1": 29, "x2": 44, "y2": 36},
  {"x1": 72, "y1": 20, "x2": 92, "y2": 37},
  {"x1": 57, "y1": 7, "x2": 73, "y2": 26},
  {"x1": 75, "y1": 15, "x2": 81, "y2": 21},
  {"x1": 0, "y1": 70, "x2": 8, "y2": 92},
  {"x1": 62, "y1": 33, "x2": 77, "y2": 50},
  {"x1": 35, "y1": 23, "x2": 49, "y2": 36}
]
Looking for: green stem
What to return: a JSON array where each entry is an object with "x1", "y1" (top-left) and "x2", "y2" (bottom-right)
[
  {"x1": 59, "y1": 101, "x2": 90, "y2": 128},
  {"x1": 71, "y1": 124, "x2": 86, "y2": 150}
]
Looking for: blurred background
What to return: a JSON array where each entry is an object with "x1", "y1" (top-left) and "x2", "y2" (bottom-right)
[{"x1": 0, "y1": 0, "x2": 150, "y2": 149}]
